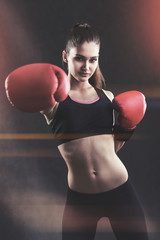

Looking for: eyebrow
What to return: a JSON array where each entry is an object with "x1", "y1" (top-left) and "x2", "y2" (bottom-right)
[{"x1": 75, "y1": 54, "x2": 99, "y2": 58}]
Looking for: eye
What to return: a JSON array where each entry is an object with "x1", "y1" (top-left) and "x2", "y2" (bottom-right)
[
  {"x1": 90, "y1": 58, "x2": 98, "y2": 63},
  {"x1": 75, "y1": 56, "x2": 83, "y2": 61}
]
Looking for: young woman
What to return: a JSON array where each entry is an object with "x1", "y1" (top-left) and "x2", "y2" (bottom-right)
[
  {"x1": 41, "y1": 23, "x2": 149, "y2": 240},
  {"x1": 5, "y1": 23, "x2": 149, "y2": 240}
]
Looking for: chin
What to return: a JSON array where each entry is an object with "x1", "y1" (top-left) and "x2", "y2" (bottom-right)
[
  {"x1": 75, "y1": 76, "x2": 88, "y2": 82},
  {"x1": 79, "y1": 77, "x2": 89, "y2": 82}
]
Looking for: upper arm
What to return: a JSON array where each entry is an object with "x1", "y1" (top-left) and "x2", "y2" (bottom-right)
[
  {"x1": 102, "y1": 90, "x2": 126, "y2": 151},
  {"x1": 102, "y1": 90, "x2": 115, "y2": 125}
]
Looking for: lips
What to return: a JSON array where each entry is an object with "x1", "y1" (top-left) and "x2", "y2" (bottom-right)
[{"x1": 79, "y1": 72, "x2": 90, "y2": 77}]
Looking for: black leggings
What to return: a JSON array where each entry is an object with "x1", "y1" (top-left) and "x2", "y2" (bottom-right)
[{"x1": 62, "y1": 178, "x2": 149, "y2": 240}]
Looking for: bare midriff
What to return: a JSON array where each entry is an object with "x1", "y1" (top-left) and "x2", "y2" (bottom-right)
[{"x1": 58, "y1": 134, "x2": 128, "y2": 193}]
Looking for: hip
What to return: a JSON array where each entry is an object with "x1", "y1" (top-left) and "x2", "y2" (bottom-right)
[{"x1": 65, "y1": 177, "x2": 141, "y2": 207}]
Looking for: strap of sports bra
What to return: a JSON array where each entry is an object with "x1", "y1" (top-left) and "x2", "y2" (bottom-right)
[{"x1": 95, "y1": 88, "x2": 108, "y2": 98}]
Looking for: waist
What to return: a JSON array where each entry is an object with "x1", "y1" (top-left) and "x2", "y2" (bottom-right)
[
  {"x1": 67, "y1": 166, "x2": 128, "y2": 194},
  {"x1": 58, "y1": 134, "x2": 128, "y2": 193}
]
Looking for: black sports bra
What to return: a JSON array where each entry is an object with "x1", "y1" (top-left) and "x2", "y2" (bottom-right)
[{"x1": 49, "y1": 88, "x2": 114, "y2": 145}]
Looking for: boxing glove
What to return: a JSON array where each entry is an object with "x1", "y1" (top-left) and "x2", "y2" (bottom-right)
[
  {"x1": 5, "y1": 63, "x2": 70, "y2": 112},
  {"x1": 112, "y1": 91, "x2": 147, "y2": 140}
]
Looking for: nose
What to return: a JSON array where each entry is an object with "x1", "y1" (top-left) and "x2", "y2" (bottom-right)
[{"x1": 82, "y1": 60, "x2": 89, "y2": 71}]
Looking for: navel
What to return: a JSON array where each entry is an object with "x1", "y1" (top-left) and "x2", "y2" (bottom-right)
[{"x1": 92, "y1": 170, "x2": 97, "y2": 176}]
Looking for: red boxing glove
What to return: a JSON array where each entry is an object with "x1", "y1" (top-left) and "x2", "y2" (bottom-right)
[
  {"x1": 5, "y1": 63, "x2": 70, "y2": 112},
  {"x1": 112, "y1": 91, "x2": 147, "y2": 130}
]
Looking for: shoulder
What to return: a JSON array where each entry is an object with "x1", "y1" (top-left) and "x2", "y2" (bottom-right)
[{"x1": 102, "y1": 89, "x2": 114, "y2": 102}]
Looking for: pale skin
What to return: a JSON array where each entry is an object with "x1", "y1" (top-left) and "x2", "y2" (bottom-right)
[{"x1": 41, "y1": 41, "x2": 127, "y2": 193}]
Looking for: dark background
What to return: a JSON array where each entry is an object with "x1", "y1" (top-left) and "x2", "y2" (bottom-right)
[{"x1": 0, "y1": 0, "x2": 159, "y2": 239}]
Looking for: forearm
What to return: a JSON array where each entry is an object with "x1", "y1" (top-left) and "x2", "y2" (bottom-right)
[
  {"x1": 113, "y1": 125, "x2": 134, "y2": 153},
  {"x1": 114, "y1": 140, "x2": 125, "y2": 153},
  {"x1": 40, "y1": 103, "x2": 58, "y2": 124}
]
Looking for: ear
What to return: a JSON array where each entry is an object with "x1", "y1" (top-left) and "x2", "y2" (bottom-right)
[{"x1": 62, "y1": 50, "x2": 68, "y2": 63}]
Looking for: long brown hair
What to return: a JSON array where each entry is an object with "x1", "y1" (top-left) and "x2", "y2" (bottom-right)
[{"x1": 64, "y1": 23, "x2": 106, "y2": 89}]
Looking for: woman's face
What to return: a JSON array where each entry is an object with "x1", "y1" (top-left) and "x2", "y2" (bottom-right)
[{"x1": 63, "y1": 41, "x2": 100, "y2": 82}]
